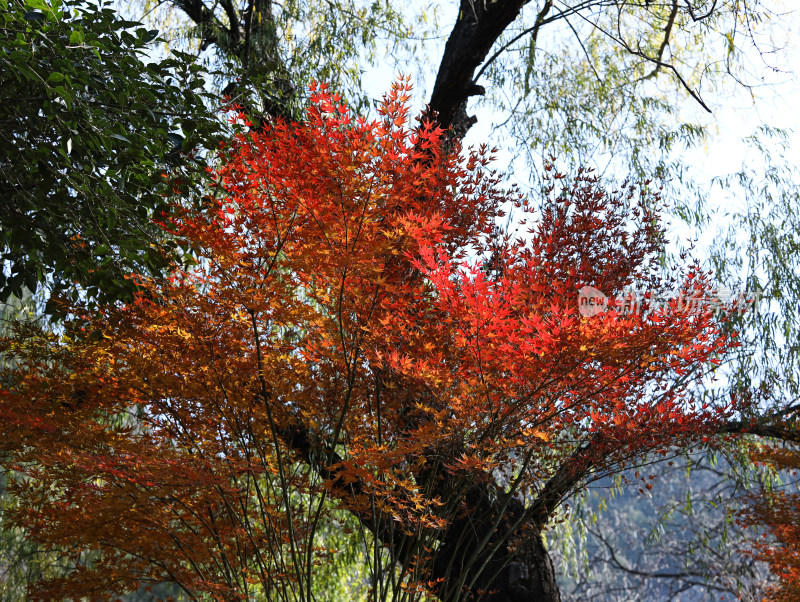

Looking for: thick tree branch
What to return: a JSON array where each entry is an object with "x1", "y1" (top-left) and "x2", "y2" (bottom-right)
[
  {"x1": 173, "y1": 0, "x2": 227, "y2": 51},
  {"x1": 528, "y1": 435, "x2": 599, "y2": 525},
  {"x1": 474, "y1": 0, "x2": 553, "y2": 83},
  {"x1": 220, "y1": 0, "x2": 243, "y2": 50},
  {"x1": 721, "y1": 420, "x2": 800, "y2": 444},
  {"x1": 428, "y1": 0, "x2": 535, "y2": 135}
]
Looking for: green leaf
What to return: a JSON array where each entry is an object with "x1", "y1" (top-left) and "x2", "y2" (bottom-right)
[{"x1": 0, "y1": 0, "x2": 220, "y2": 304}]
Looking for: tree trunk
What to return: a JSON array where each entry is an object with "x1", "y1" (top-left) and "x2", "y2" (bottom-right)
[
  {"x1": 428, "y1": 483, "x2": 561, "y2": 602},
  {"x1": 434, "y1": 530, "x2": 561, "y2": 602}
]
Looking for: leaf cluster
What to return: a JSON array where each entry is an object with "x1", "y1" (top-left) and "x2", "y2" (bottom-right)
[
  {"x1": 0, "y1": 0, "x2": 221, "y2": 302},
  {"x1": 0, "y1": 83, "x2": 743, "y2": 600}
]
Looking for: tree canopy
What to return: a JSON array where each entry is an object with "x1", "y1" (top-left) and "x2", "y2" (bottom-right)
[
  {"x1": 2, "y1": 0, "x2": 800, "y2": 599},
  {"x1": 0, "y1": 83, "x2": 744, "y2": 600},
  {"x1": 740, "y1": 443, "x2": 800, "y2": 601},
  {"x1": 0, "y1": 0, "x2": 220, "y2": 302}
]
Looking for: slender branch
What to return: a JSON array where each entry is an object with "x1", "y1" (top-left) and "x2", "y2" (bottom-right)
[
  {"x1": 528, "y1": 434, "x2": 599, "y2": 524},
  {"x1": 638, "y1": 0, "x2": 680, "y2": 82}
]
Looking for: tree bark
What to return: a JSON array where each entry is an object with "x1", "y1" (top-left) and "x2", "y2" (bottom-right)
[
  {"x1": 430, "y1": 484, "x2": 562, "y2": 602},
  {"x1": 427, "y1": 0, "x2": 534, "y2": 139}
]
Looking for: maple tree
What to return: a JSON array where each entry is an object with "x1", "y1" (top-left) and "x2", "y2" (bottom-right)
[
  {"x1": 4, "y1": 0, "x2": 798, "y2": 595},
  {"x1": 0, "y1": 81, "x2": 739, "y2": 601}
]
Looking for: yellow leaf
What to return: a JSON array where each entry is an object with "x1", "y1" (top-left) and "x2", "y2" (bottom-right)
[{"x1": 532, "y1": 429, "x2": 549, "y2": 442}]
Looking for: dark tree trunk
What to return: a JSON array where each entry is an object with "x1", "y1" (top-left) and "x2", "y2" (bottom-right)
[
  {"x1": 418, "y1": 5, "x2": 568, "y2": 598},
  {"x1": 422, "y1": 477, "x2": 561, "y2": 602}
]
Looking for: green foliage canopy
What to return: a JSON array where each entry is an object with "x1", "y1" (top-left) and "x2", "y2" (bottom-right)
[{"x1": 0, "y1": 0, "x2": 220, "y2": 302}]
